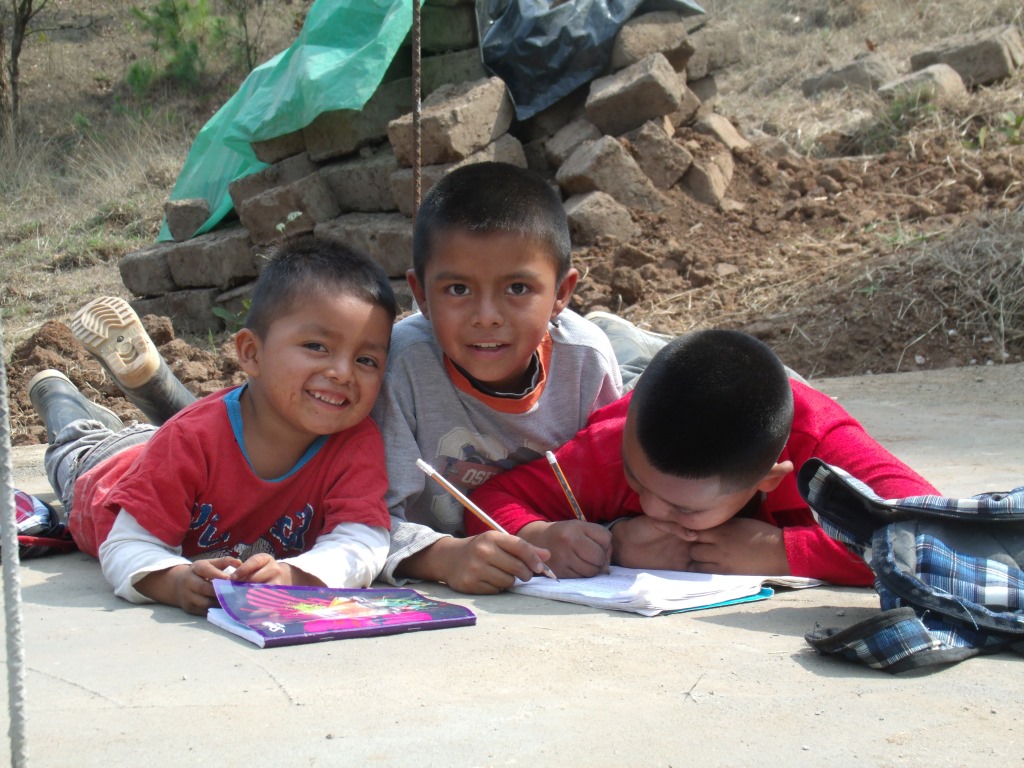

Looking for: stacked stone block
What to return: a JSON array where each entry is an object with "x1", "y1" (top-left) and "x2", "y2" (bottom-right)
[
  {"x1": 133, "y1": 7, "x2": 749, "y2": 333},
  {"x1": 802, "y1": 24, "x2": 1022, "y2": 102}
]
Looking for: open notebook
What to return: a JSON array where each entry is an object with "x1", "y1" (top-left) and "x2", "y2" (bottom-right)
[{"x1": 512, "y1": 566, "x2": 822, "y2": 616}]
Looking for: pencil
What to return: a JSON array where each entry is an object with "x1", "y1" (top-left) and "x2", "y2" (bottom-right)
[
  {"x1": 545, "y1": 451, "x2": 587, "y2": 523},
  {"x1": 415, "y1": 458, "x2": 559, "y2": 581}
]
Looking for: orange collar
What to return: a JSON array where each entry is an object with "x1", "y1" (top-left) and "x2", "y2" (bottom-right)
[{"x1": 443, "y1": 334, "x2": 553, "y2": 414}]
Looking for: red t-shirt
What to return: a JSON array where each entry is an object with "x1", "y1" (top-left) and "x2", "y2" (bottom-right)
[
  {"x1": 70, "y1": 388, "x2": 390, "y2": 559},
  {"x1": 468, "y1": 381, "x2": 939, "y2": 585}
]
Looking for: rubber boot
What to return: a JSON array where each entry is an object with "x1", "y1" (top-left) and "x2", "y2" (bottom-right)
[
  {"x1": 70, "y1": 296, "x2": 197, "y2": 425},
  {"x1": 28, "y1": 370, "x2": 124, "y2": 444}
]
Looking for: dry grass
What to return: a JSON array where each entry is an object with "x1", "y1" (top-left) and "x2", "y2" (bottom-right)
[
  {"x1": 703, "y1": 0, "x2": 1024, "y2": 150},
  {"x1": 1, "y1": 0, "x2": 299, "y2": 348},
  {"x1": 1, "y1": 1, "x2": 299, "y2": 347},
  {"x1": 920, "y1": 206, "x2": 1024, "y2": 357},
  {"x1": 646, "y1": 204, "x2": 1024, "y2": 377},
  {"x1": 0, "y1": 110, "x2": 192, "y2": 343}
]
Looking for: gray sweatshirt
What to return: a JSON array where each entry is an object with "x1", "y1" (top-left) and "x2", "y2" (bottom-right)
[{"x1": 371, "y1": 309, "x2": 623, "y2": 583}]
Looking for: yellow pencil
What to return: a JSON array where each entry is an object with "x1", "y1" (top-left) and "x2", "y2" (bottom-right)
[
  {"x1": 545, "y1": 451, "x2": 587, "y2": 523},
  {"x1": 415, "y1": 459, "x2": 559, "y2": 581}
]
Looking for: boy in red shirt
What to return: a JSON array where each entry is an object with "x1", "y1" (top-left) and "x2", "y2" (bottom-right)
[
  {"x1": 27, "y1": 240, "x2": 396, "y2": 614},
  {"x1": 468, "y1": 329, "x2": 939, "y2": 585}
]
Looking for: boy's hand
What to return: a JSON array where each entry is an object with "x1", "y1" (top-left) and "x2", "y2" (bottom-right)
[
  {"x1": 137, "y1": 556, "x2": 241, "y2": 616},
  {"x1": 685, "y1": 518, "x2": 790, "y2": 576},
  {"x1": 609, "y1": 516, "x2": 694, "y2": 571},
  {"x1": 229, "y1": 553, "x2": 289, "y2": 584},
  {"x1": 230, "y1": 553, "x2": 325, "y2": 588},
  {"x1": 518, "y1": 520, "x2": 611, "y2": 578},
  {"x1": 403, "y1": 532, "x2": 552, "y2": 594}
]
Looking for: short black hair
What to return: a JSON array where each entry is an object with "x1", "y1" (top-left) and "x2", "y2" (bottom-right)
[
  {"x1": 412, "y1": 161, "x2": 572, "y2": 283},
  {"x1": 630, "y1": 330, "x2": 794, "y2": 490},
  {"x1": 244, "y1": 238, "x2": 398, "y2": 338}
]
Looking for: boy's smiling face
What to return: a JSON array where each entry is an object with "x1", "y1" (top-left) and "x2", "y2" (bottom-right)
[
  {"x1": 408, "y1": 229, "x2": 577, "y2": 392},
  {"x1": 236, "y1": 290, "x2": 392, "y2": 446}
]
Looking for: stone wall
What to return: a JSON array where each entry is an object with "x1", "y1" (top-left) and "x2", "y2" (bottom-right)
[{"x1": 128, "y1": 5, "x2": 747, "y2": 333}]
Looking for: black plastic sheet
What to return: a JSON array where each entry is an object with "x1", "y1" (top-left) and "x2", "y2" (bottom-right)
[{"x1": 478, "y1": 0, "x2": 705, "y2": 120}]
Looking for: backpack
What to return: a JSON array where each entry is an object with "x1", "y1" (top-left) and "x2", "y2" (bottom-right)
[
  {"x1": 796, "y1": 459, "x2": 1024, "y2": 673},
  {"x1": 4, "y1": 490, "x2": 77, "y2": 560}
]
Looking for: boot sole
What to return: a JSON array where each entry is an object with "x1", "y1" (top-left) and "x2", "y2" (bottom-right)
[{"x1": 71, "y1": 297, "x2": 161, "y2": 389}]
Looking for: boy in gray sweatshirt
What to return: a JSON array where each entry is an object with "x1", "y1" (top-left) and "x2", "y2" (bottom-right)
[{"x1": 371, "y1": 162, "x2": 623, "y2": 593}]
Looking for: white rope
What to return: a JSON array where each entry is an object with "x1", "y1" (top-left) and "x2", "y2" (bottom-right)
[{"x1": 0, "y1": 315, "x2": 30, "y2": 767}]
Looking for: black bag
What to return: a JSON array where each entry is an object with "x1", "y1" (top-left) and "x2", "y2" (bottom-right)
[{"x1": 478, "y1": 0, "x2": 706, "y2": 120}]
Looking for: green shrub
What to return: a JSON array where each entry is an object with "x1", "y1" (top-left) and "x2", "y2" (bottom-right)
[
  {"x1": 126, "y1": 59, "x2": 156, "y2": 98},
  {"x1": 131, "y1": 0, "x2": 227, "y2": 89}
]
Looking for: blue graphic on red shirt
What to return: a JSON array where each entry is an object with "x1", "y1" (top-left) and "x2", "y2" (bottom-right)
[
  {"x1": 191, "y1": 503, "x2": 230, "y2": 548},
  {"x1": 269, "y1": 504, "x2": 314, "y2": 552},
  {"x1": 190, "y1": 502, "x2": 314, "y2": 559}
]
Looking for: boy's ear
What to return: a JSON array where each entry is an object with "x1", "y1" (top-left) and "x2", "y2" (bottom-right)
[
  {"x1": 234, "y1": 328, "x2": 262, "y2": 378},
  {"x1": 755, "y1": 460, "x2": 794, "y2": 494},
  {"x1": 550, "y1": 267, "x2": 579, "y2": 320},
  {"x1": 406, "y1": 269, "x2": 428, "y2": 318}
]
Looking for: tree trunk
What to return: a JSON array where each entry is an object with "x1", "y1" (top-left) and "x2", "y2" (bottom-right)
[
  {"x1": 9, "y1": 0, "x2": 32, "y2": 121},
  {"x1": 0, "y1": 16, "x2": 12, "y2": 144}
]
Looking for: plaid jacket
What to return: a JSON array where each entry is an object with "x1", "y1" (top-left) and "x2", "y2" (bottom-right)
[{"x1": 797, "y1": 459, "x2": 1024, "y2": 673}]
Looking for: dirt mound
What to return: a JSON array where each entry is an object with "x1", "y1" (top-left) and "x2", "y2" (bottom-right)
[{"x1": 570, "y1": 129, "x2": 1024, "y2": 377}]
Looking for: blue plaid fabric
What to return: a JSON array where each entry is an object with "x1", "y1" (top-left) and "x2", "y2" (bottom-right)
[{"x1": 798, "y1": 460, "x2": 1024, "y2": 673}]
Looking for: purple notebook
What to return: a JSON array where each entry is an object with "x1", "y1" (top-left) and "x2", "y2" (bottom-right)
[{"x1": 208, "y1": 580, "x2": 476, "y2": 648}]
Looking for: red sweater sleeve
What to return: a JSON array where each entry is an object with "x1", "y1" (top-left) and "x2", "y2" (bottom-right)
[
  {"x1": 768, "y1": 382, "x2": 940, "y2": 585},
  {"x1": 468, "y1": 395, "x2": 639, "y2": 535}
]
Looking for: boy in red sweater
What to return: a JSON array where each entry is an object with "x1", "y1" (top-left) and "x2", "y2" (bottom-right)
[{"x1": 468, "y1": 329, "x2": 939, "y2": 585}]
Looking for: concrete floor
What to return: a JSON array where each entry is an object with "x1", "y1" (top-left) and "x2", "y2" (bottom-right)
[{"x1": 3, "y1": 363, "x2": 1023, "y2": 767}]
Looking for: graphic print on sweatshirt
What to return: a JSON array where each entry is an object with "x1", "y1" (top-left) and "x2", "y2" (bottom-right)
[{"x1": 430, "y1": 426, "x2": 545, "y2": 527}]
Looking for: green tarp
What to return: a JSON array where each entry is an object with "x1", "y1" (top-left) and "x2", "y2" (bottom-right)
[{"x1": 158, "y1": 0, "x2": 414, "y2": 241}]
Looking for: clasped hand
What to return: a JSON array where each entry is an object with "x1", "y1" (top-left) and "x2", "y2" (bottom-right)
[{"x1": 611, "y1": 516, "x2": 789, "y2": 576}]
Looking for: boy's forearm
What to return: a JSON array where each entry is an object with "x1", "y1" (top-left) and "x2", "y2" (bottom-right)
[
  {"x1": 469, "y1": 456, "x2": 580, "y2": 534},
  {"x1": 282, "y1": 523, "x2": 388, "y2": 588},
  {"x1": 99, "y1": 509, "x2": 192, "y2": 603},
  {"x1": 395, "y1": 537, "x2": 459, "y2": 583},
  {"x1": 516, "y1": 520, "x2": 552, "y2": 547},
  {"x1": 463, "y1": 499, "x2": 544, "y2": 536},
  {"x1": 134, "y1": 564, "x2": 192, "y2": 607},
  {"x1": 280, "y1": 563, "x2": 325, "y2": 588},
  {"x1": 382, "y1": 517, "x2": 452, "y2": 584},
  {"x1": 782, "y1": 525, "x2": 874, "y2": 585}
]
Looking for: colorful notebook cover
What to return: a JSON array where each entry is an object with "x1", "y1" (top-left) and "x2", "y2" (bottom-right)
[{"x1": 208, "y1": 581, "x2": 476, "y2": 648}]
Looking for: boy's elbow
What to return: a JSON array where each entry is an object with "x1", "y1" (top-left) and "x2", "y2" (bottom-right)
[{"x1": 357, "y1": 526, "x2": 390, "y2": 586}]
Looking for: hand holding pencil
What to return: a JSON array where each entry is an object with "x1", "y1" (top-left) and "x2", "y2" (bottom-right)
[
  {"x1": 416, "y1": 459, "x2": 559, "y2": 581},
  {"x1": 536, "y1": 451, "x2": 612, "y2": 577},
  {"x1": 545, "y1": 451, "x2": 587, "y2": 522}
]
